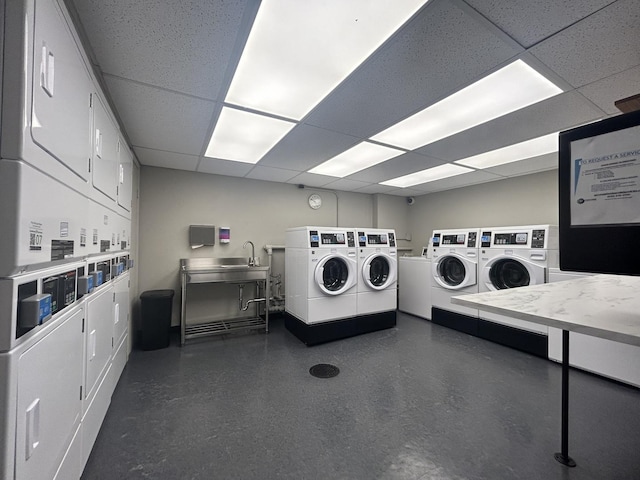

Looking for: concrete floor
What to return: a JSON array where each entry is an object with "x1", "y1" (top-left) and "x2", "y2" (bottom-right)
[{"x1": 82, "y1": 313, "x2": 640, "y2": 480}]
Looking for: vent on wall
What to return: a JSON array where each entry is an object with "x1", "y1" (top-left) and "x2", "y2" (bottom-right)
[{"x1": 189, "y1": 225, "x2": 215, "y2": 249}]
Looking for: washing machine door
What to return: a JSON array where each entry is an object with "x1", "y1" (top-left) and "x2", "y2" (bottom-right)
[
  {"x1": 432, "y1": 253, "x2": 477, "y2": 290},
  {"x1": 482, "y1": 255, "x2": 545, "y2": 291},
  {"x1": 314, "y1": 254, "x2": 357, "y2": 296},
  {"x1": 362, "y1": 253, "x2": 397, "y2": 290}
]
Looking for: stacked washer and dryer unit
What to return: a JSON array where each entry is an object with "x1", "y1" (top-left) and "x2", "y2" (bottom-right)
[
  {"x1": 0, "y1": 1, "x2": 133, "y2": 478},
  {"x1": 285, "y1": 227, "x2": 397, "y2": 345}
]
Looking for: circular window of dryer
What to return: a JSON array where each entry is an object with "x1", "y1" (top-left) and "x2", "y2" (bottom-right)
[
  {"x1": 314, "y1": 255, "x2": 357, "y2": 296},
  {"x1": 432, "y1": 254, "x2": 477, "y2": 290},
  {"x1": 362, "y1": 253, "x2": 397, "y2": 290},
  {"x1": 489, "y1": 259, "x2": 531, "y2": 289}
]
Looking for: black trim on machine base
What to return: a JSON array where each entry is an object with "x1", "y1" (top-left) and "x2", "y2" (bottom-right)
[
  {"x1": 284, "y1": 310, "x2": 397, "y2": 346},
  {"x1": 431, "y1": 307, "x2": 478, "y2": 336},
  {"x1": 431, "y1": 307, "x2": 548, "y2": 358},
  {"x1": 478, "y1": 318, "x2": 548, "y2": 359}
]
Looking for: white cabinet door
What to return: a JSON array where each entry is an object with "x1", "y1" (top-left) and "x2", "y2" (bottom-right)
[
  {"x1": 84, "y1": 285, "x2": 114, "y2": 404},
  {"x1": 117, "y1": 137, "x2": 133, "y2": 214},
  {"x1": 91, "y1": 95, "x2": 119, "y2": 203},
  {"x1": 31, "y1": 0, "x2": 92, "y2": 182},
  {"x1": 113, "y1": 273, "x2": 130, "y2": 349},
  {"x1": 15, "y1": 307, "x2": 83, "y2": 480}
]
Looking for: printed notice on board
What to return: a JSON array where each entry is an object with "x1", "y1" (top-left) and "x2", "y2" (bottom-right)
[{"x1": 570, "y1": 125, "x2": 640, "y2": 226}]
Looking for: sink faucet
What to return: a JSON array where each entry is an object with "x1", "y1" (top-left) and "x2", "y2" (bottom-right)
[{"x1": 243, "y1": 240, "x2": 256, "y2": 266}]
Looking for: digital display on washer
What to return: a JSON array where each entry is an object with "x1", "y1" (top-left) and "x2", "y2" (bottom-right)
[
  {"x1": 432, "y1": 234, "x2": 441, "y2": 247},
  {"x1": 321, "y1": 233, "x2": 345, "y2": 245},
  {"x1": 467, "y1": 232, "x2": 478, "y2": 247},
  {"x1": 494, "y1": 233, "x2": 528, "y2": 245},
  {"x1": 367, "y1": 234, "x2": 387, "y2": 245},
  {"x1": 442, "y1": 234, "x2": 465, "y2": 245},
  {"x1": 481, "y1": 232, "x2": 491, "y2": 248}
]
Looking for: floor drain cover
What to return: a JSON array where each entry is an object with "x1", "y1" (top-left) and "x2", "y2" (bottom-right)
[{"x1": 309, "y1": 363, "x2": 340, "y2": 378}]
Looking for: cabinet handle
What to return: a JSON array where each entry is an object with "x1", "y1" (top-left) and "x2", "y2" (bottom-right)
[
  {"x1": 25, "y1": 398, "x2": 40, "y2": 460},
  {"x1": 89, "y1": 329, "x2": 96, "y2": 360},
  {"x1": 40, "y1": 44, "x2": 54, "y2": 97}
]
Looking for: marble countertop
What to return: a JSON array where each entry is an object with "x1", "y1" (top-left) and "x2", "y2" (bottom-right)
[{"x1": 452, "y1": 274, "x2": 640, "y2": 347}]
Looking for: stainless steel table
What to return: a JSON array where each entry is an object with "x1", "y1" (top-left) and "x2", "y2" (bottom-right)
[
  {"x1": 452, "y1": 274, "x2": 640, "y2": 467},
  {"x1": 180, "y1": 258, "x2": 270, "y2": 345}
]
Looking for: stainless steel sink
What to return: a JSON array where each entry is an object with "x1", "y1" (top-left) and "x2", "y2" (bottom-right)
[{"x1": 180, "y1": 258, "x2": 268, "y2": 283}]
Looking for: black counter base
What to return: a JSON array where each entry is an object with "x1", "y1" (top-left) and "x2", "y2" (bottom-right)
[
  {"x1": 431, "y1": 307, "x2": 548, "y2": 358},
  {"x1": 284, "y1": 310, "x2": 397, "y2": 346}
]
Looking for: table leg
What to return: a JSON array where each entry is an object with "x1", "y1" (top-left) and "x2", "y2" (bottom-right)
[{"x1": 554, "y1": 329, "x2": 576, "y2": 467}]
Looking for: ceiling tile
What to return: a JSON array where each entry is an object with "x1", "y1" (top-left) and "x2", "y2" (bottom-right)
[
  {"x1": 347, "y1": 152, "x2": 446, "y2": 183},
  {"x1": 322, "y1": 178, "x2": 372, "y2": 192},
  {"x1": 303, "y1": 0, "x2": 523, "y2": 139},
  {"x1": 72, "y1": 0, "x2": 250, "y2": 99},
  {"x1": 134, "y1": 147, "x2": 199, "y2": 171},
  {"x1": 464, "y1": 0, "x2": 614, "y2": 48},
  {"x1": 259, "y1": 124, "x2": 360, "y2": 171},
  {"x1": 197, "y1": 158, "x2": 253, "y2": 177},
  {"x1": 484, "y1": 152, "x2": 558, "y2": 177},
  {"x1": 104, "y1": 75, "x2": 215, "y2": 155},
  {"x1": 578, "y1": 66, "x2": 640, "y2": 115},
  {"x1": 411, "y1": 170, "x2": 503, "y2": 192},
  {"x1": 530, "y1": 0, "x2": 640, "y2": 88},
  {"x1": 245, "y1": 166, "x2": 300, "y2": 183},
  {"x1": 353, "y1": 184, "x2": 398, "y2": 195},
  {"x1": 418, "y1": 90, "x2": 604, "y2": 161},
  {"x1": 285, "y1": 173, "x2": 338, "y2": 188},
  {"x1": 383, "y1": 187, "x2": 425, "y2": 197}
]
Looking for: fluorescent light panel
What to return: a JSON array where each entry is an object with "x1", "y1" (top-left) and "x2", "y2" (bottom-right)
[
  {"x1": 455, "y1": 132, "x2": 559, "y2": 169},
  {"x1": 204, "y1": 107, "x2": 295, "y2": 164},
  {"x1": 381, "y1": 163, "x2": 473, "y2": 188},
  {"x1": 371, "y1": 60, "x2": 563, "y2": 150},
  {"x1": 309, "y1": 142, "x2": 405, "y2": 177},
  {"x1": 225, "y1": 0, "x2": 428, "y2": 120}
]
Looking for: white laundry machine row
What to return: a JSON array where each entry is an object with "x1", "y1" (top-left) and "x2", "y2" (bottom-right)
[
  {"x1": 284, "y1": 227, "x2": 397, "y2": 346},
  {"x1": 398, "y1": 256, "x2": 431, "y2": 320},
  {"x1": 475, "y1": 225, "x2": 558, "y2": 358},
  {"x1": 430, "y1": 228, "x2": 481, "y2": 335},
  {"x1": 548, "y1": 268, "x2": 640, "y2": 387}
]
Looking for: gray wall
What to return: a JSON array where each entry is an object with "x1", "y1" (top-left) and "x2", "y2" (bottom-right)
[
  {"x1": 409, "y1": 169, "x2": 559, "y2": 252},
  {"x1": 138, "y1": 166, "x2": 409, "y2": 325}
]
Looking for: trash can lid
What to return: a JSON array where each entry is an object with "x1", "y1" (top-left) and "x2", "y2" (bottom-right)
[{"x1": 140, "y1": 289, "x2": 175, "y2": 299}]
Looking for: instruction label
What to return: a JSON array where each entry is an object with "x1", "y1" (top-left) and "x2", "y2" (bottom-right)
[
  {"x1": 570, "y1": 125, "x2": 640, "y2": 226},
  {"x1": 29, "y1": 221, "x2": 43, "y2": 251}
]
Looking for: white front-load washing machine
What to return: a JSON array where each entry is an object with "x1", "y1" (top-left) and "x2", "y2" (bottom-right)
[
  {"x1": 355, "y1": 228, "x2": 398, "y2": 315},
  {"x1": 477, "y1": 224, "x2": 558, "y2": 357},
  {"x1": 285, "y1": 226, "x2": 357, "y2": 325},
  {"x1": 430, "y1": 228, "x2": 480, "y2": 335}
]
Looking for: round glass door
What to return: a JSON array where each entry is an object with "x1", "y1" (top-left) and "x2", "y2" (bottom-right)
[
  {"x1": 367, "y1": 256, "x2": 390, "y2": 287},
  {"x1": 321, "y1": 257, "x2": 349, "y2": 292},
  {"x1": 489, "y1": 259, "x2": 530, "y2": 289},
  {"x1": 438, "y1": 256, "x2": 467, "y2": 287}
]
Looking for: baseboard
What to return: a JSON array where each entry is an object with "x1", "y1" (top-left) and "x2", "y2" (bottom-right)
[
  {"x1": 478, "y1": 318, "x2": 548, "y2": 358},
  {"x1": 431, "y1": 307, "x2": 478, "y2": 336}
]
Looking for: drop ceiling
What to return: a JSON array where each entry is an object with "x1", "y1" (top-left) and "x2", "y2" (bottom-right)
[{"x1": 67, "y1": 0, "x2": 640, "y2": 196}]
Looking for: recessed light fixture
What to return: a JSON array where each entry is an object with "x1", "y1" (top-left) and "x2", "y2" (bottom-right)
[
  {"x1": 455, "y1": 132, "x2": 559, "y2": 169},
  {"x1": 380, "y1": 163, "x2": 473, "y2": 188},
  {"x1": 309, "y1": 142, "x2": 405, "y2": 177},
  {"x1": 371, "y1": 60, "x2": 563, "y2": 150},
  {"x1": 204, "y1": 107, "x2": 295, "y2": 164},
  {"x1": 225, "y1": 0, "x2": 428, "y2": 120}
]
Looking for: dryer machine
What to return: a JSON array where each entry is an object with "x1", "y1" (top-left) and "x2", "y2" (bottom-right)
[
  {"x1": 477, "y1": 225, "x2": 558, "y2": 357},
  {"x1": 355, "y1": 228, "x2": 398, "y2": 315},
  {"x1": 430, "y1": 228, "x2": 480, "y2": 335}
]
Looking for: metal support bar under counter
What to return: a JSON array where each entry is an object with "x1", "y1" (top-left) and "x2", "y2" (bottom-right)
[{"x1": 180, "y1": 258, "x2": 270, "y2": 345}]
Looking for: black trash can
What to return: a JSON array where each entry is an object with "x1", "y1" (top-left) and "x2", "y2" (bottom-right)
[{"x1": 140, "y1": 290, "x2": 174, "y2": 350}]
